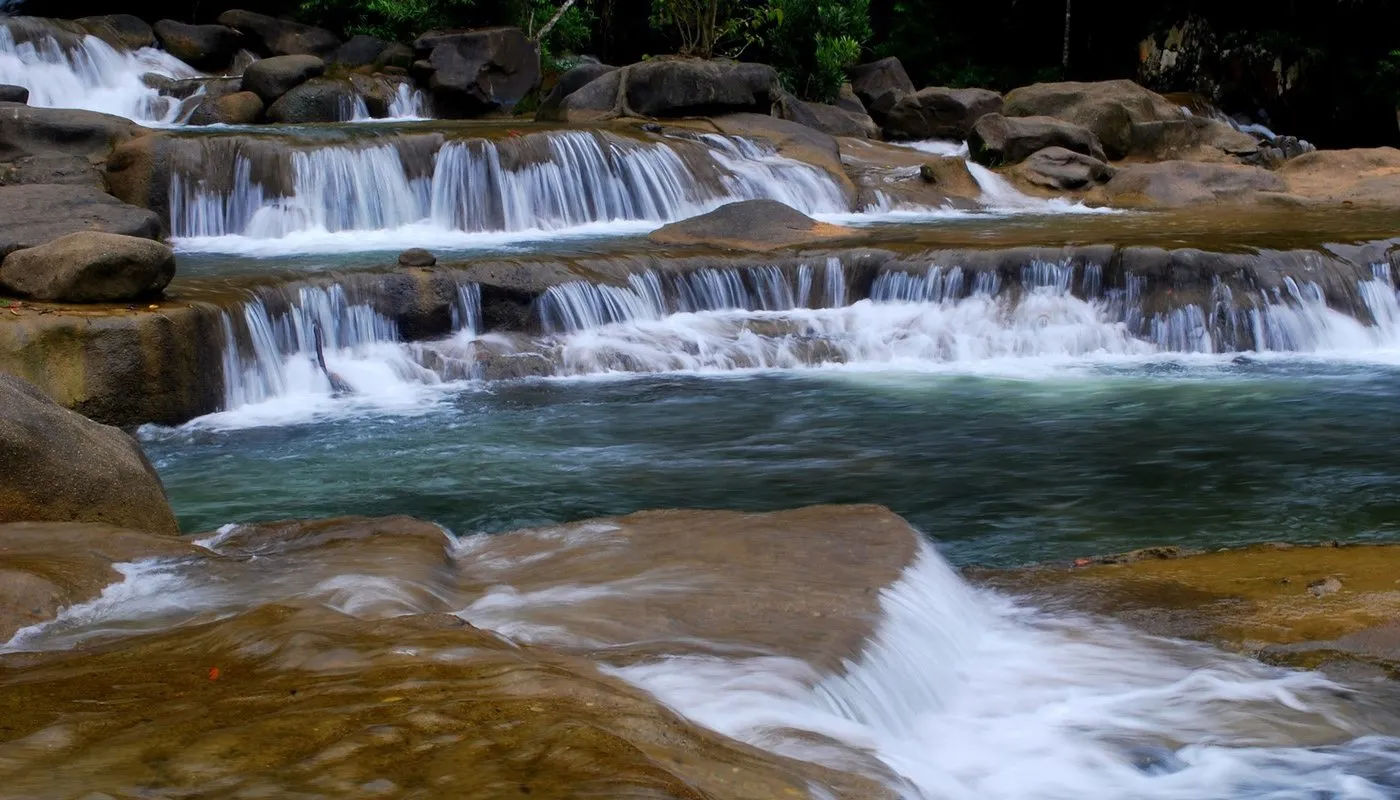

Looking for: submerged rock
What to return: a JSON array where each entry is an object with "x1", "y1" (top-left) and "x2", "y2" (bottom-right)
[
  {"x1": 0, "y1": 373, "x2": 180, "y2": 534},
  {"x1": 650, "y1": 199, "x2": 856, "y2": 251},
  {"x1": 152, "y1": 20, "x2": 242, "y2": 72},
  {"x1": 0, "y1": 231, "x2": 175, "y2": 303},
  {"x1": 0, "y1": 521, "x2": 194, "y2": 641}
]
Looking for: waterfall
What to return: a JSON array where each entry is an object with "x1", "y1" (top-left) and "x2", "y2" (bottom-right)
[
  {"x1": 0, "y1": 17, "x2": 198, "y2": 124},
  {"x1": 168, "y1": 130, "x2": 852, "y2": 250}
]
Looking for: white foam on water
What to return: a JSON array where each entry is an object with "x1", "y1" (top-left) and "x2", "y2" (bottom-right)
[
  {"x1": 612, "y1": 544, "x2": 1400, "y2": 800},
  {"x1": 0, "y1": 19, "x2": 199, "y2": 124}
]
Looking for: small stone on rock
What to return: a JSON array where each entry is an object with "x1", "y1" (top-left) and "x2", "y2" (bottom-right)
[
  {"x1": 1308, "y1": 576, "x2": 1343, "y2": 598},
  {"x1": 398, "y1": 248, "x2": 436, "y2": 267}
]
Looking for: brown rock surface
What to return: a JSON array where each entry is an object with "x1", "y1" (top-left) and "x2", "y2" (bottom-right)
[
  {"x1": 649, "y1": 199, "x2": 856, "y2": 251},
  {"x1": 1278, "y1": 148, "x2": 1400, "y2": 206}
]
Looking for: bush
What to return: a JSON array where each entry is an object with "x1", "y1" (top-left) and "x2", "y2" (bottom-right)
[
  {"x1": 767, "y1": 0, "x2": 871, "y2": 101},
  {"x1": 298, "y1": 0, "x2": 476, "y2": 40}
]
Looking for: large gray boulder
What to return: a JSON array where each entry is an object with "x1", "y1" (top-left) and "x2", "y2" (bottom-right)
[
  {"x1": 217, "y1": 9, "x2": 340, "y2": 58},
  {"x1": 883, "y1": 87, "x2": 1003, "y2": 140},
  {"x1": 536, "y1": 62, "x2": 616, "y2": 119},
  {"x1": 624, "y1": 60, "x2": 778, "y2": 118},
  {"x1": 334, "y1": 34, "x2": 389, "y2": 67},
  {"x1": 152, "y1": 20, "x2": 242, "y2": 71},
  {"x1": 412, "y1": 27, "x2": 540, "y2": 117},
  {"x1": 0, "y1": 231, "x2": 176, "y2": 303},
  {"x1": 266, "y1": 77, "x2": 361, "y2": 123},
  {"x1": 0, "y1": 373, "x2": 180, "y2": 534},
  {"x1": 775, "y1": 93, "x2": 879, "y2": 139},
  {"x1": 969, "y1": 113, "x2": 1107, "y2": 166},
  {"x1": 848, "y1": 56, "x2": 914, "y2": 122},
  {"x1": 1003, "y1": 79, "x2": 1187, "y2": 160},
  {"x1": 242, "y1": 55, "x2": 326, "y2": 104},
  {"x1": 76, "y1": 14, "x2": 155, "y2": 51},
  {"x1": 1014, "y1": 146, "x2": 1116, "y2": 190},
  {"x1": 0, "y1": 184, "x2": 160, "y2": 259}
]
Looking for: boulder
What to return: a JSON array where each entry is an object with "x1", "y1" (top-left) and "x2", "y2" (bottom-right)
[
  {"x1": 969, "y1": 113, "x2": 1107, "y2": 166},
  {"x1": 1101, "y1": 160, "x2": 1286, "y2": 207},
  {"x1": 1003, "y1": 79, "x2": 1187, "y2": 160},
  {"x1": 0, "y1": 86, "x2": 27, "y2": 104},
  {"x1": 0, "y1": 184, "x2": 160, "y2": 259},
  {"x1": 76, "y1": 14, "x2": 155, "y2": 51},
  {"x1": 152, "y1": 20, "x2": 242, "y2": 72},
  {"x1": 266, "y1": 77, "x2": 361, "y2": 123},
  {"x1": 834, "y1": 83, "x2": 867, "y2": 115},
  {"x1": 649, "y1": 199, "x2": 855, "y2": 251},
  {"x1": 848, "y1": 56, "x2": 914, "y2": 121},
  {"x1": 188, "y1": 90, "x2": 264, "y2": 125},
  {"x1": 775, "y1": 93, "x2": 879, "y2": 139},
  {"x1": 412, "y1": 27, "x2": 539, "y2": 116},
  {"x1": 399, "y1": 248, "x2": 437, "y2": 267},
  {"x1": 0, "y1": 231, "x2": 176, "y2": 303},
  {"x1": 536, "y1": 62, "x2": 617, "y2": 119},
  {"x1": 376, "y1": 42, "x2": 414, "y2": 70},
  {"x1": 0, "y1": 372, "x2": 180, "y2": 534},
  {"x1": 0, "y1": 103, "x2": 138, "y2": 163},
  {"x1": 217, "y1": 9, "x2": 340, "y2": 58},
  {"x1": 1278, "y1": 147, "x2": 1400, "y2": 206},
  {"x1": 1014, "y1": 146, "x2": 1116, "y2": 190},
  {"x1": 883, "y1": 86, "x2": 1004, "y2": 140},
  {"x1": 624, "y1": 60, "x2": 778, "y2": 118},
  {"x1": 333, "y1": 34, "x2": 388, "y2": 67},
  {"x1": 545, "y1": 68, "x2": 623, "y2": 122},
  {"x1": 241, "y1": 54, "x2": 326, "y2": 104}
]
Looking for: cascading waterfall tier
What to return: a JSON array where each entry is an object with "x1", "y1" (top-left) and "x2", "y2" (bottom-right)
[
  {"x1": 167, "y1": 128, "x2": 852, "y2": 248},
  {"x1": 210, "y1": 256, "x2": 1400, "y2": 420},
  {"x1": 0, "y1": 16, "x2": 199, "y2": 124}
]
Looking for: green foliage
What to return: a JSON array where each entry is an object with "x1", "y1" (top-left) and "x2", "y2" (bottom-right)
[
  {"x1": 516, "y1": 0, "x2": 597, "y2": 72},
  {"x1": 298, "y1": 0, "x2": 476, "y2": 40},
  {"x1": 765, "y1": 0, "x2": 871, "y2": 101}
]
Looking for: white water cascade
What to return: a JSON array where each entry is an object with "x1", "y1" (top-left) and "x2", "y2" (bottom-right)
[
  {"x1": 349, "y1": 82, "x2": 432, "y2": 122},
  {"x1": 0, "y1": 17, "x2": 199, "y2": 124},
  {"x1": 611, "y1": 542, "x2": 1400, "y2": 800},
  {"x1": 169, "y1": 130, "x2": 852, "y2": 252}
]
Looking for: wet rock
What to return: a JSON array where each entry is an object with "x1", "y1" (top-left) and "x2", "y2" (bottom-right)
[
  {"x1": 775, "y1": 92, "x2": 880, "y2": 139},
  {"x1": 883, "y1": 86, "x2": 1003, "y2": 141},
  {"x1": 1003, "y1": 79, "x2": 1187, "y2": 160},
  {"x1": 334, "y1": 34, "x2": 388, "y2": 67},
  {"x1": 217, "y1": 9, "x2": 340, "y2": 59},
  {"x1": 969, "y1": 113, "x2": 1107, "y2": 166},
  {"x1": 0, "y1": 86, "x2": 26, "y2": 104},
  {"x1": 649, "y1": 199, "x2": 855, "y2": 251},
  {"x1": 189, "y1": 90, "x2": 264, "y2": 126},
  {"x1": 535, "y1": 62, "x2": 616, "y2": 119},
  {"x1": 1101, "y1": 160, "x2": 1286, "y2": 207},
  {"x1": 0, "y1": 231, "x2": 175, "y2": 303},
  {"x1": 839, "y1": 137, "x2": 981, "y2": 209},
  {"x1": 412, "y1": 27, "x2": 539, "y2": 117},
  {"x1": 848, "y1": 56, "x2": 914, "y2": 124},
  {"x1": 0, "y1": 521, "x2": 195, "y2": 641},
  {"x1": 0, "y1": 373, "x2": 180, "y2": 534},
  {"x1": 1014, "y1": 146, "x2": 1116, "y2": 190},
  {"x1": 75, "y1": 14, "x2": 154, "y2": 51},
  {"x1": 0, "y1": 103, "x2": 138, "y2": 187},
  {"x1": 242, "y1": 54, "x2": 326, "y2": 104},
  {"x1": 152, "y1": 20, "x2": 242, "y2": 72},
  {"x1": 0, "y1": 301, "x2": 225, "y2": 427},
  {"x1": 0, "y1": 184, "x2": 160, "y2": 259},
  {"x1": 709, "y1": 113, "x2": 856, "y2": 202},
  {"x1": 1308, "y1": 576, "x2": 1343, "y2": 598},
  {"x1": 624, "y1": 60, "x2": 778, "y2": 118},
  {"x1": 545, "y1": 67, "x2": 623, "y2": 122},
  {"x1": 1278, "y1": 148, "x2": 1400, "y2": 207},
  {"x1": 266, "y1": 77, "x2": 360, "y2": 123},
  {"x1": 399, "y1": 248, "x2": 437, "y2": 267}
]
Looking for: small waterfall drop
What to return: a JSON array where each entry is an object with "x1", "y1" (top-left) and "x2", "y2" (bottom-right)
[
  {"x1": 169, "y1": 130, "x2": 852, "y2": 250},
  {"x1": 0, "y1": 17, "x2": 199, "y2": 124}
]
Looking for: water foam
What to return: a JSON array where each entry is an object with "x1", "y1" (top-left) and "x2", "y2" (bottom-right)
[{"x1": 613, "y1": 544, "x2": 1400, "y2": 799}]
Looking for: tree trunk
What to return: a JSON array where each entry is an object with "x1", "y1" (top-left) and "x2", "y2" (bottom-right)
[
  {"x1": 535, "y1": 0, "x2": 581, "y2": 42},
  {"x1": 1061, "y1": 0, "x2": 1072, "y2": 71}
]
